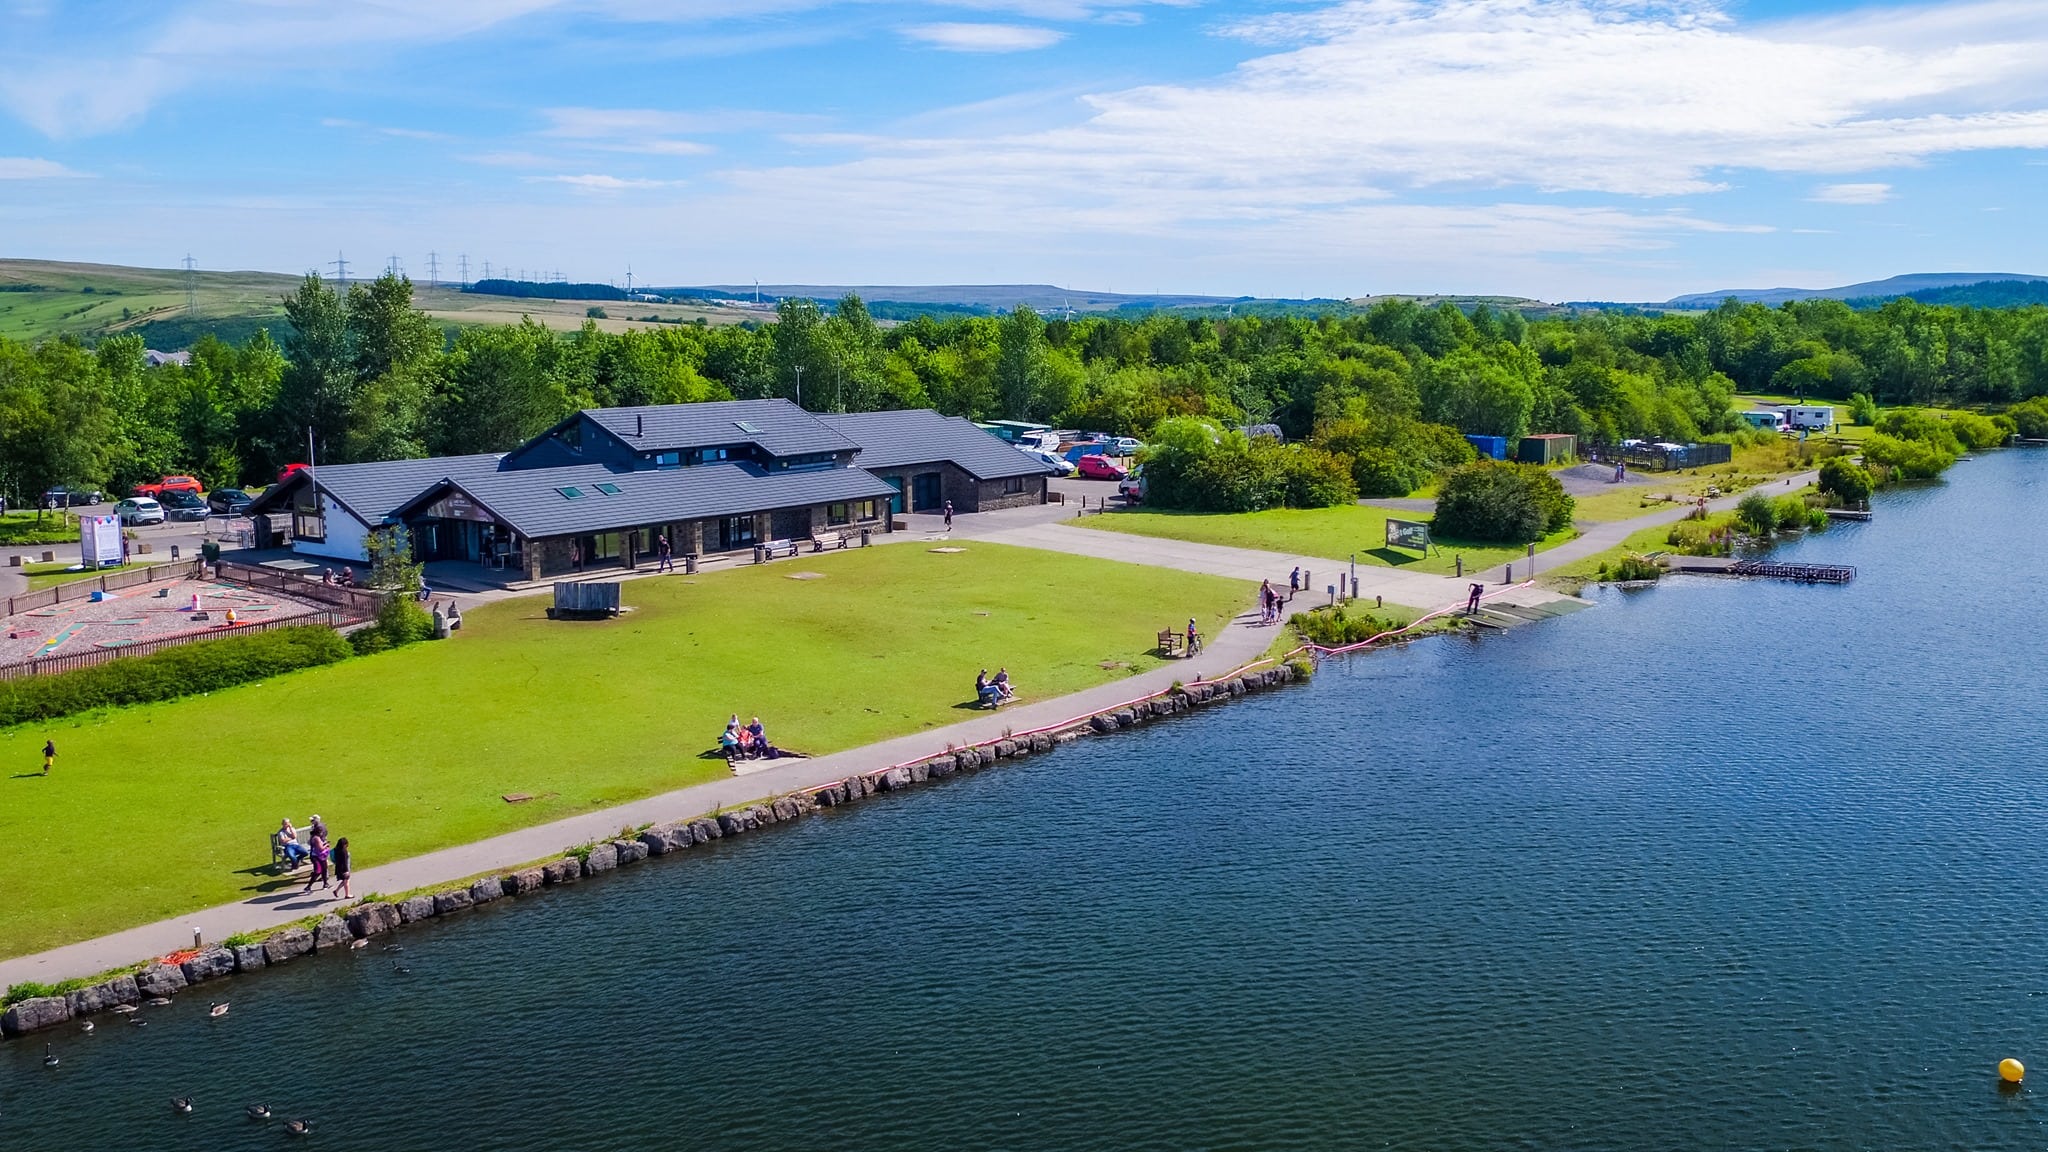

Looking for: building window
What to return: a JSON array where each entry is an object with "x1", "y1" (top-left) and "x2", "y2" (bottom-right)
[
  {"x1": 718, "y1": 516, "x2": 756, "y2": 550},
  {"x1": 1004, "y1": 476, "x2": 1026, "y2": 494},
  {"x1": 854, "y1": 499, "x2": 877, "y2": 521},
  {"x1": 653, "y1": 452, "x2": 680, "y2": 469},
  {"x1": 691, "y1": 447, "x2": 730, "y2": 465},
  {"x1": 292, "y1": 504, "x2": 326, "y2": 543},
  {"x1": 827, "y1": 503, "x2": 850, "y2": 526},
  {"x1": 589, "y1": 532, "x2": 621, "y2": 561}
]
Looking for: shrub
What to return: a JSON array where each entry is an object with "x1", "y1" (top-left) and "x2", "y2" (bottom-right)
[
  {"x1": 1432, "y1": 461, "x2": 1574, "y2": 544},
  {"x1": 1736, "y1": 491, "x2": 1778, "y2": 535},
  {"x1": 1288, "y1": 607, "x2": 1394, "y2": 648},
  {"x1": 1817, "y1": 457, "x2": 1873, "y2": 506},
  {"x1": 1611, "y1": 554, "x2": 1661, "y2": 581},
  {"x1": 1861, "y1": 432, "x2": 1957, "y2": 480},
  {"x1": 1666, "y1": 518, "x2": 1731, "y2": 556},
  {"x1": 1874, "y1": 409, "x2": 1964, "y2": 455},
  {"x1": 1772, "y1": 493, "x2": 1811, "y2": 529},
  {"x1": 1268, "y1": 443, "x2": 1358, "y2": 508},
  {"x1": 1144, "y1": 418, "x2": 1354, "y2": 511},
  {"x1": 2007, "y1": 397, "x2": 2048, "y2": 440},
  {"x1": 0, "y1": 625, "x2": 353, "y2": 728},
  {"x1": 349, "y1": 597, "x2": 436, "y2": 656},
  {"x1": 586, "y1": 306, "x2": 609, "y2": 319},
  {"x1": 1349, "y1": 447, "x2": 1425, "y2": 498},
  {"x1": 1849, "y1": 392, "x2": 1879, "y2": 426},
  {"x1": 1284, "y1": 655, "x2": 1315, "y2": 680},
  {"x1": 1946, "y1": 410, "x2": 2007, "y2": 451}
]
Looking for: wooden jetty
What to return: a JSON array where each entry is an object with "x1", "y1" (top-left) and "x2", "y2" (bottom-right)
[
  {"x1": 1665, "y1": 557, "x2": 1856, "y2": 584},
  {"x1": 1823, "y1": 508, "x2": 1872, "y2": 522}
]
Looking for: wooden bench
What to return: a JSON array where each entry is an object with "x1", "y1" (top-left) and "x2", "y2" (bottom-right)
[
  {"x1": 1157, "y1": 629, "x2": 1181, "y2": 656},
  {"x1": 810, "y1": 530, "x2": 852, "y2": 553},
  {"x1": 756, "y1": 539, "x2": 801, "y2": 562}
]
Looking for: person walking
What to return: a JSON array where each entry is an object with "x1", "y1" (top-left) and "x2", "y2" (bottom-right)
[
  {"x1": 1289, "y1": 566, "x2": 1301, "y2": 592},
  {"x1": 656, "y1": 534, "x2": 673, "y2": 574},
  {"x1": 303, "y1": 833, "x2": 330, "y2": 893},
  {"x1": 331, "y1": 837, "x2": 352, "y2": 900},
  {"x1": 41, "y1": 739, "x2": 55, "y2": 776},
  {"x1": 942, "y1": 500, "x2": 954, "y2": 530}
]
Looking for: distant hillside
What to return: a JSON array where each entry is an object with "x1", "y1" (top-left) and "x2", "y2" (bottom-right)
[
  {"x1": 1667, "y1": 272, "x2": 2048, "y2": 308},
  {"x1": 670, "y1": 284, "x2": 1245, "y2": 312},
  {"x1": 1845, "y1": 279, "x2": 2048, "y2": 310},
  {"x1": 1347, "y1": 293, "x2": 1568, "y2": 318}
]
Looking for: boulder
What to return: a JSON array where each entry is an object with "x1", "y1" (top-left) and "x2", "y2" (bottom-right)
[
  {"x1": 788, "y1": 791, "x2": 820, "y2": 815},
  {"x1": 135, "y1": 962, "x2": 188, "y2": 998},
  {"x1": 689, "y1": 818, "x2": 720, "y2": 843},
  {"x1": 263, "y1": 926, "x2": 313, "y2": 964},
  {"x1": 877, "y1": 767, "x2": 912, "y2": 792},
  {"x1": 1031, "y1": 733, "x2": 1054, "y2": 753},
  {"x1": 953, "y1": 750, "x2": 978, "y2": 773},
  {"x1": 67, "y1": 975, "x2": 138, "y2": 1017},
  {"x1": 230, "y1": 945, "x2": 268, "y2": 973},
  {"x1": 814, "y1": 784, "x2": 842, "y2": 806},
  {"x1": 432, "y1": 889, "x2": 474, "y2": 916},
  {"x1": 1089, "y1": 713, "x2": 1117, "y2": 732},
  {"x1": 639, "y1": 824, "x2": 681, "y2": 856},
  {"x1": 1277, "y1": 663, "x2": 1295, "y2": 682},
  {"x1": 470, "y1": 878, "x2": 503, "y2": 904},
  {"x1": 583, "y1": 843, "x2": 619, "y2": 875},
  {"x1": 346, "y1": 902, "x2": 400, "y2": 938},
  {"x1": 180, "y1": 947, "x2": 236, "y2": 984},
  {"x1": 1228, "y1": 678, "x2": 1246, "y2": 696},
  {"x1": 612, "y1": 838, "x2": 648, "y2": 865},
  {"x1": 312, "y1": 915, "x2": 351, "y2": 950},
  {"x1": 1113, "y1": 708, "x2": 1137, "y2": 727},
  {"x1": 751, "y1": 804, "x2": 777, "y2": 826},
  {"x1": 542, "y1": 857, "x2": 581, "y2": 885},
  {"x1": 1, "y1": 995, "x2": 71, "y2": 1037},
  {"x1": 502, "y1": 868, "x2": 545, "y2": 895},
  {"x1": 717, "y1": 811, "x2": 750, "y2": 837},
  {"x1": 907, "y1": 761, "x2": 931, "y2": 783},
  {"x1": 397, "y1": 894, "x2": 438, "y2": 923},
  {"x1": 772, "y1": 797, "x2": 802, "y2": 821}
]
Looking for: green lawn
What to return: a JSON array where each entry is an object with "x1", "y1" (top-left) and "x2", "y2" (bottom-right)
[
  {"x1": 0, "y1": 543, "x2": 1249, "y2": 958},
  {"x1": 20, "y1": 562, "x2": 102, "y2": 591},
  {"x1": 1067, "y1": 503, "x2": 1575, "y2": 575}
]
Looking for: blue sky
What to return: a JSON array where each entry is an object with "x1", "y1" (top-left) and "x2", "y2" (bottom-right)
[{"x1": 2, "y1": 0, "x2": 2046, "y2": 302}]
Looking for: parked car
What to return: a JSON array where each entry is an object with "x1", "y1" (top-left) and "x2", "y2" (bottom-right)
[
  {"x1": 41, "y1": 484, "x2": 103, "y2": 507},
  {"x1": 159, "y1": 489, "x2": 211, "y2": 522},
  {"x1": 1118, "y1": 472, "x2": 1144, "y2": 503},
  {"x1": 207, "y1": 487, "x2": 254, "y2": 515},
  {"x1": 1109, "y1": 437, "x2": 1144, "y2": 456},
  {"x1": 1027, "y1": 449, "x2": 1077, "y2": 476},
  {"x1": 278, "y1": 463, "x2": 310, "y2": 484},
  {"x1": 114, "y1": 497, "x2": 165, "y2": 525},
  {"x1": 132, "y1": 475, "x2": 203, "y2": 499},
  {"x1": 1076, "y1": 454, "x2": 1127, "y2": 481}
]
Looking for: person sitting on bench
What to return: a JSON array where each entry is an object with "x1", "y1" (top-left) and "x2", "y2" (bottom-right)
[
  {"x1": 277, "y1": 818, "x2": 308, "y2": 869},
  {"x1": 976, "y1": 669, "x2": 1002, "y2": 708},
  {"x1": 993, "y1": 667, "x2": 1017, "y2": 702},
  {"x1": 718, "y1": 723, "x2": 741, "y2": 759},
  {"x1": 746, "y1": 716, "x2": 772, "y2": 758}
]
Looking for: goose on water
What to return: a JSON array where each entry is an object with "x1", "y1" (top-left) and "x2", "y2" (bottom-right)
[
  {"x1": 79, "y1": 1021, "x2": 93, "y2": 1033},
  {"x1": 43, "y1": 1044, "x2": 58, "y2": 1068},
  {"x1": 246, "y1": 1104, "x2": 271, "y2": 1121},
  {"x1": 170, "y1": 1097, "x2": 193, "y2": 1115},
  {"x1": 285, "y1": 1119, "x2": 314, "y2": 1137},
  {"x1": 146, "y1": 997, "x2": 171, "y2": 1007},
  {"x1": 208, "y1": 1002, "x2": 229, "y2": 1018}
]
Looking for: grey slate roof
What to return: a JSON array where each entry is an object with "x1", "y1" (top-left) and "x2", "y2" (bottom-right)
[
  {"x1": 394, "y1": 460, "x2": 898, "y2": 539},
  {"x1": 583, "y1": 398, "x2": 860, "y2": 459},
  {"x1": 821, "y1": 410, "x2": 1054, "y2": 480},
  {"x1": 245, "y1": 453, "x2": 505, "y2": 523}
]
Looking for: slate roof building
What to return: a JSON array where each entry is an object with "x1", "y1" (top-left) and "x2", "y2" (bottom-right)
[{"x1": 246, "y1": 399, "x2": 1051, "y2": 579}]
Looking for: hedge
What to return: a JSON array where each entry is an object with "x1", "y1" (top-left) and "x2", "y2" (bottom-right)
[{"x1": 0, "y1": 625, "x2": 352, "y2": 728}]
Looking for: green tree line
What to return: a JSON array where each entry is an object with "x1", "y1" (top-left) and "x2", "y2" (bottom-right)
[{"x1": 7, "y1": 272, "x2": 2048, "y2": 504}]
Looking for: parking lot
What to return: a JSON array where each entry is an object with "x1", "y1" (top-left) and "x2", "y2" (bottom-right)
[{"x1": 4, "y1": 501, "x2": 252, "y2": 568}]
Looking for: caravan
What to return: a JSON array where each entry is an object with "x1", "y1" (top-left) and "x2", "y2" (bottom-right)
[
  {"x1": 1787, "y1": 405, "x2": 1834, "y2": 432},
  {"x1": 1741, "y1": 410, "x2": 1789, "y2": 432}
]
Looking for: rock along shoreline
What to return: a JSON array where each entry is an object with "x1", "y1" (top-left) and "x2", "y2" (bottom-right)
[{"x1": 2, "y1": 661, "x2": 1302, "y2": 1039}]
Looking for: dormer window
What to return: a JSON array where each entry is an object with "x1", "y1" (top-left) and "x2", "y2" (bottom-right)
[{"x1": 653, "y1": 451, "x2": 680, "y2": 469}]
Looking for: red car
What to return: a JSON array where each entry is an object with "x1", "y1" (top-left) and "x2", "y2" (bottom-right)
[
  {"x1": 132, "y1": 474, "x2": 203, "y2": 499},
  {"x1": 278, "y1": 463, "x2": 310, "y2": 484},
  {"x1": 1076, "y1": 454, "x2": 1127, "y2": 481}
]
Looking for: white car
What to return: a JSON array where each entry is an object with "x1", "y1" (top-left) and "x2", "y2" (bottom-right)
[
  {"x1": 1027, "y1": 449, "x2": 1077, "y2": 476},
  {"x1": 115, "y1": 497, "x2": 164, "y2": 525}
]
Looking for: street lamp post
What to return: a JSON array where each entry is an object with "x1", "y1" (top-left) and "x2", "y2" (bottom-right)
[{"x1": 793, "y1": 365, "x2": 803, "y2": 409}]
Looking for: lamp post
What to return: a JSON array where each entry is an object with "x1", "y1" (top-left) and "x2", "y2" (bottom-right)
[{"x1": 793, "y1": 365, "x2": 803, "y2": 409}]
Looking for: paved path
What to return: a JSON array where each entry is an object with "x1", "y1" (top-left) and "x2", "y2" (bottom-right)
[{"x1": 0, "y1": 602, "x2": 1288, "y2": 988}]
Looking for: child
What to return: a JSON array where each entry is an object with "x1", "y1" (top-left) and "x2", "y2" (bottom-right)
[{"x1": 42, "y1": 739, "x2": 55, "y2": 775}]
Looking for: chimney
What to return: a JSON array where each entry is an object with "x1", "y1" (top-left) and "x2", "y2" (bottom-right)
[{"x1": 636, "y1": 413, "x2": 644, "y2": 437}]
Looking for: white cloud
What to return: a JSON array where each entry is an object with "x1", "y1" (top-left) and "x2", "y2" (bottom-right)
[
  {"x1": 0, "y1": 157, "x2": 87, "y2": 179},
  {"x1": 901, "y1": 23, "x2": 1067, "y2": 52},
  {"x1": 529, "y1": 173, "x2": 680, "y2": 190},
  {"x1": 1810, "y1": 182, "x2": 1894, "y2": 204}
]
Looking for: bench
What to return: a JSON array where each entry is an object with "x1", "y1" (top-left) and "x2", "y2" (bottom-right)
[
  {"x1": 810, "y1": 530, "x2": 852, "y2": 553},
  {"x1": 755, "y1": 539, "x2": 801, "y2": 562},
  {"x1": 1157, "y1": 629, "x2": 1181, "y2": 656},
  {"x1": 269, "y1": 826, "x2": 312, "y2": 871}
]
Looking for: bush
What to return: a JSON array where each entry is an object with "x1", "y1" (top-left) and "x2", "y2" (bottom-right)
[
  {"x1": 586, "y1": 306, "x2": 608, "y2": 319},
  {"x1": 1874, "y1": 409, "x2": 1964, "y2": 455},
  {"x1": 1268, "y1": 443, "x2": 1358, "y2": 508},
  {"x1": 1611, "y1": 554, "x2": 1661, "y2": 581},
  {"x1": 1736, "y1": 491, "x2": 1778, "y2": 535},
  {"x1": 1861, "y1": 432, "x2": 1957, "y2": 480},
  {"x1": 1288, "y1": 607, "x2": 1394, "y2": 648},
  {"x1": 1431, "y1": 461, "x2": 1574, "y2": 544},
  {"x1": 1348, "y1": 447, "x2": 1426, "y2": 498},
  {"x1": 0, "y1": 625, "x2": 352, "y2": 728},
  {"x1": 1849, "y1": 392, "x2": 1879, "y2": 426},
  {"x1": 1143, "y1": 417, "x2": 1354, "y2": 511},
  {"x1": 1773, "y1": 493, "x2": 1811, "y2": 529},
  {"x1": 1946, "y1": 410, "x2": 2007, "y2": 451},
  {"x1": 1666, "y1": 518, "x2": 1732, "y2": 556},
  {"x1": 2007, "y1": 397, "x2": 2048, "y2": 440},
  {"x1": 1817, "y1": 457, "x2": 1873, "y2": 506},
  {"x1": 349, "y1": 597, "x2": 435, "y2": 656}
]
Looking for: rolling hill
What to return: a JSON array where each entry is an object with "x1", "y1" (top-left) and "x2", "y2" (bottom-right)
[{"x1": 1665, "y1": 272, "x2": 2048, "y2": 308}]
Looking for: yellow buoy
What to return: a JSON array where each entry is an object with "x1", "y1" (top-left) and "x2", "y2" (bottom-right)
[{"x1": 2000, "y1": 1058, "x2": 2025, "y2": 1084}]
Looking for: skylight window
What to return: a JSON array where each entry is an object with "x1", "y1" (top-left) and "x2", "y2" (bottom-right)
[
  {"x1": 557, "y1": 486, "x2": 584, "y2": 500},
  {"x1": 594, "y1": 482, "x2": 622, "y2": 496},
  {"x1": 734, "y1": 420, "x2": 761, "y2": 434}
]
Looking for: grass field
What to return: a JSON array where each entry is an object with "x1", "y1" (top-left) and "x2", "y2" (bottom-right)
[
  {"x1": 0, "y1": 259, "x2": 756, "y2": 346},
  {"x1": 1066, "y1": 504, "x2": 1575, "y2": 574},
  {"x1": 19, "y1": 562, "x2": 102, "y2": 591},
  {"x1": 0, "y1": 543, "x2": 1249, "y2": 957}
]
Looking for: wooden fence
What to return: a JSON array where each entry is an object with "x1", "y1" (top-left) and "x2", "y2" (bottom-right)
[
  {"x1": 3, "y1": 559, "x2": 204, "y2": 618},
  {"x1": 213, "y1": 560, "x2": 388, "y2": 617},
  {"x1": 0, "y1": 609, "x2": 350, "y2": 681}
]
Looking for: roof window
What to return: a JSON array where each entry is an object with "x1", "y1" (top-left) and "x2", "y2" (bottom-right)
[
  {"x1": 557, "y1": 486, "x2": 584, "y2": 500},
  {"x1": 594, "y1": 482, "x2": 622, "y2": 496},
  {"x1": 734, "y1": 420, "x2": 761, "y2": 434}
]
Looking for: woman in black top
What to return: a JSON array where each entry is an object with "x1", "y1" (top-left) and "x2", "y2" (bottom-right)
[{"x1": 331, "y1": 837, "x2": 353, "y2": 900}]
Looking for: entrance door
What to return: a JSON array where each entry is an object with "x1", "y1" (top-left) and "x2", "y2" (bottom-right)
[
  {"x1": 884, "y1": 476, "x2": 905, "y2": 515},
  {"x1": 910, "y1": 472, "x2": 942, "y2": 511}
]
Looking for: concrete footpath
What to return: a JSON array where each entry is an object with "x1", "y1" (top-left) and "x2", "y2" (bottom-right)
[{"x1": 0, "y1": 603, "x2": 1289, "y2": 989}]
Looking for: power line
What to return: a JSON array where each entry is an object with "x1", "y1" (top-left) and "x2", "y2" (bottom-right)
[
  {"x1": 387, "y1": 254, "x2": 402, "y2": 278},
  {"x1": 181, "y1": 254, "x2": 198, "y2": 316},
  {"x1": 457, "y1": 253, "x2": 470, "y2": 285},
  {"x1": 481, "y1": 260, "x2": 492, "y2": 281},
  {"x1": 330, "y1": 251, "x2": 350, "y2": 286},
  {"x1": 425, "y1": 251, "x2": 439, "y2": 287}
]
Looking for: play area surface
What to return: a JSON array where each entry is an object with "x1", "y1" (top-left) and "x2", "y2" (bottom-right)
[{"x1": 0, "y1": 576, "x2": 326, "y2": 667}]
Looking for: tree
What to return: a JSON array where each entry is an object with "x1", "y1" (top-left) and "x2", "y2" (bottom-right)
[
  {"x1": 276, "y1": 274, "x2": 355, "y2": 464},
  {"x1": 1817, "y1": 458, "x2": 1873, "y2": 507},
  {"x1": 1432, "y1": 461, "x2": 1573, "y2": 543},
  {"x1": 996, "y1": 305, "x2": 1049, "y2": 420}
]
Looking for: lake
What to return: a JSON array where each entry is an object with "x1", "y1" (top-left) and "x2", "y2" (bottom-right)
[{"x1": 6, "y1": 448, "x2": 2046, "y2": 1150}]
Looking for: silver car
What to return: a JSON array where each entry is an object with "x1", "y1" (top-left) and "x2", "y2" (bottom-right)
[{"x1": 114, "y1": 497, "x2": 165, "y2": 525}]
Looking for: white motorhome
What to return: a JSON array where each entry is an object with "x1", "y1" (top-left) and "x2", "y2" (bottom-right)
[{"x1": 1787, "y1": 405, "x2": 1834, "y2": 431}]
